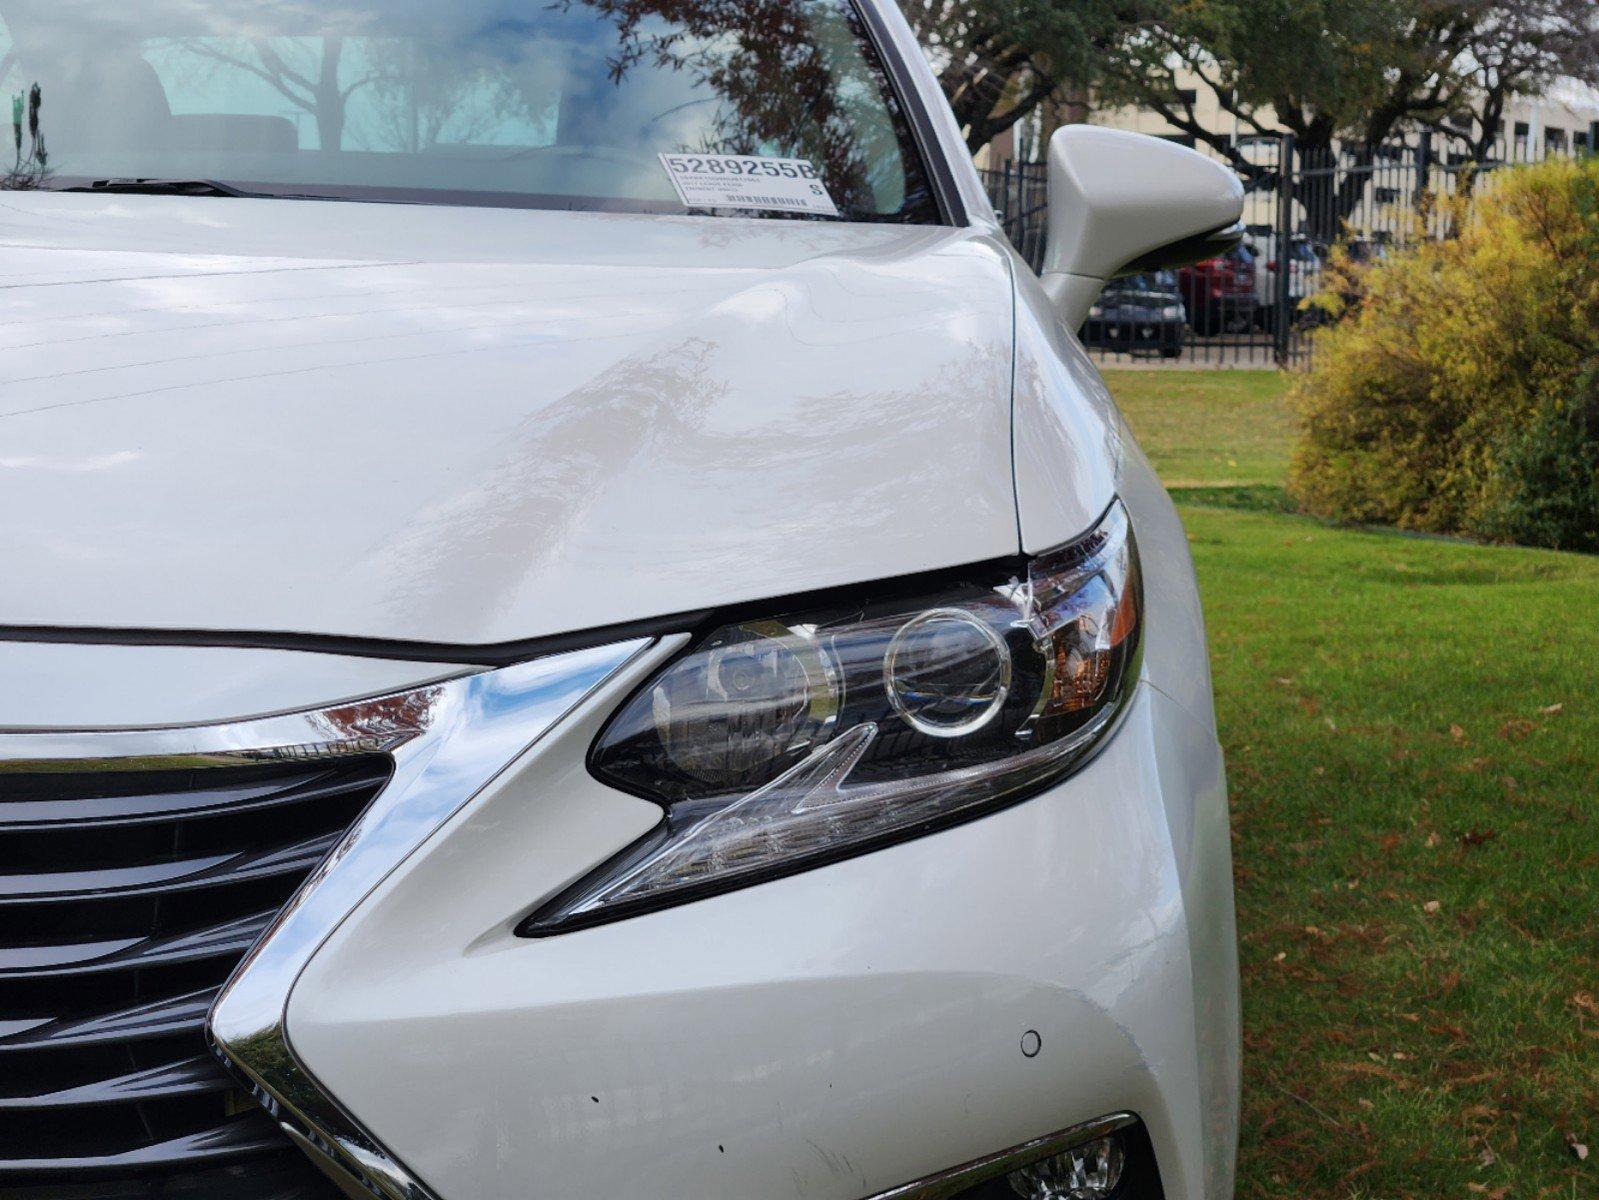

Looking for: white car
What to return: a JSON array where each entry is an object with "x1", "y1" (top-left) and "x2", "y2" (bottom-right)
[
  {"x1": 1246, "y1": 227, "x2": 1324, "y2": 330},
  {"x1": 0, "y1": 2, "x2": 1241, "y2": 1200}
]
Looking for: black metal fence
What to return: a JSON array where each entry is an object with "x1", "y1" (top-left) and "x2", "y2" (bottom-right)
[
  {"x1": 980, "y1": 131, "x2": 1581, "y2": 368},
  {"x1": 979, "y1": 157, "x2": 1050, "y2": 276}
]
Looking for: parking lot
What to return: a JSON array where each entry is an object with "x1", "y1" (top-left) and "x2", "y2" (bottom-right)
[{"x1": 982, "y1": 133, "x2": 1494, "y2": 370}]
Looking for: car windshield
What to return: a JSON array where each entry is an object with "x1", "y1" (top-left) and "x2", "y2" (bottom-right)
[{"x1": 0, "y1": 0, "x2": 939, "y2": 222}]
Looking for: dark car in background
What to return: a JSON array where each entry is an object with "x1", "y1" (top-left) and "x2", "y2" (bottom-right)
[
  {"x1": 1179, "y1": 242, "x2": 1258, "y2": 335},
  {"x1": 1079, "y1": 270, "x2": 1187, "y2": 358}
]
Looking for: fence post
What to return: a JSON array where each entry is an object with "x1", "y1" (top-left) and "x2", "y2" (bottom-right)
[
  {"x1": 1005, "y1": 158, "x2": 1017, "y2": 258},
  {"x1": 1274, "y1": 133, "x2": 1295, "y2": 368}
]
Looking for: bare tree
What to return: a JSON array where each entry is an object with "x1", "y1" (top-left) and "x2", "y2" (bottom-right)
[
  {"x1": 1443, "y1": 0, "x2": 1599, "y2": 169},
  {"x1": 1097, "y1": 1, "x2": 1474, "y2": 176},
  {"x1": 904, "y1": 0, "x2": 1158, "y2": 153},
  {"x1": 177, "y1": 37, "x2": 376, "y2": 151},
  {"x1": 361, "y1": 40, "x2": 518, "y2": 153},
  {"x1": 562, "y1": 0, "x2": 883, "y2": 206},
  {"x1": 1094, "y1": 0, "x2": 1598, "y2": 239}
]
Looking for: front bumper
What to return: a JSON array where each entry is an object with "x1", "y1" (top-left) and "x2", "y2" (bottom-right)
[
  {"x1": 1081, "y1": 316, "x2": 1185, "y2": 352},
  {"x1": 278, "y1": 657, "x2": 1237, "y2": 1200},
  {"x1": 0, "y1": 632, "x2": 1235, "y2": 1200}
]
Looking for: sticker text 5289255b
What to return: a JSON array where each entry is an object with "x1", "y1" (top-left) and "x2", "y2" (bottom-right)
[{"x1": 658, "y1": 154, "x2": 841, "y2": 217}]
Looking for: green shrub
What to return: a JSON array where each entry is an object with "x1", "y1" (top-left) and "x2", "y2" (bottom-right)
[
  {"x1": 1289, "y1": 158, "x2": 1599, "y2": 551},
  {"x1": 1479, "y1": 364, "x2": 1599, "y2": 552}
]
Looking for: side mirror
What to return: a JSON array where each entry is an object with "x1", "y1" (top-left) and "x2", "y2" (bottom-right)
[{"x1": 1040, "y1": 125, "x2": 1245, "y2": 328}]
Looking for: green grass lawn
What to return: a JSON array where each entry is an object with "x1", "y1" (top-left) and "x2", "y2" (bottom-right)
[
  {"x1": 1106, "y1": 369, "x2": 1296, "y2": 493},
  {"x1": 1102, "y1": 370, "x2": 1599, "y2": 1200}
]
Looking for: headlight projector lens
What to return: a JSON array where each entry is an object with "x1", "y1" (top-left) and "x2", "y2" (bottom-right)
[
  {"x1": 884, "y1": 608, "x2": 1012, "y2": 738},
  {"x1": 654, "y1": 620, "x2": 838, "y2": 790}
]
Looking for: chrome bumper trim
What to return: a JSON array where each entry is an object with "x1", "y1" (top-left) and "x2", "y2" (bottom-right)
[{"x1": 865, "y1": 1112, "x2": 1139, "y2": 1200}]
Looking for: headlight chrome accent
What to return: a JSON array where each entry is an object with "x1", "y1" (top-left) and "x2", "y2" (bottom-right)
[{"x1": 524, "y1": 501, "x2": 1141, "y2": 936}]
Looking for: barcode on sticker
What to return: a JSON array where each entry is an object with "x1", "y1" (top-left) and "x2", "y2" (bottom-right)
[
  {"x1": 739, "y1": 194, "x2": 820, "y2": 208},
  {"x1": 658, "y1": 153, "x2": 840, "y2": 217}
]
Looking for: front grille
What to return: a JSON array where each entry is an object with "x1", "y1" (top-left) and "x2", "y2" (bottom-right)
[{"x1": 0, "y1": 756, "x2": 392, "y2": 1196}]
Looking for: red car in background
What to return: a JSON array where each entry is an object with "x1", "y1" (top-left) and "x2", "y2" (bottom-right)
[{"x1": 1178, "y1": 242, "x2": 1259, "y2": 335}]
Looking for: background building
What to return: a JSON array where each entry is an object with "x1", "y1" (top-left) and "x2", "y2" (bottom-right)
[{"x1": 1080, "y1": 71, "x2": 1599, "y2": 165}]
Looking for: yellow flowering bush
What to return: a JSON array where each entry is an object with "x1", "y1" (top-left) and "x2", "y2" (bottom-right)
[{"x1": 1289, "y1": 158, "x2": 1599, "y2": 551}]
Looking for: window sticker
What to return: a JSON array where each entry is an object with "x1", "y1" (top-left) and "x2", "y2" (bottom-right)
[{"x1": 658, "y1": 153, "x2": 840, "y2": 217}]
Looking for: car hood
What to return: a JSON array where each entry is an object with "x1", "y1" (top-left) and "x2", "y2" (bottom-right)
[{"x1": 0, "y1": 194, "x2": 1020, "y2": 648}]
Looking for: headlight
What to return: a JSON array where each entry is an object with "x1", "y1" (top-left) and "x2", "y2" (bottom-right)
[
  {"x1": 1087, "y1": 304, "x2": 1104, "y2": 319},
  {"x1": 521, "y1": 502, "x2": 1141, "y2": 935},
  {"x1": 1161, "y1": 305, "x2": 1185, "y2": 320}
]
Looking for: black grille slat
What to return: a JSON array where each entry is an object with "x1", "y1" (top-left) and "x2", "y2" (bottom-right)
[
  {"x1": 0, "y1": 769, "x2": 384, "y2": 830},
  {"x1": 0, "y1": 936, "x2": 144, "y2": 973},
  {"x1": 0, "y1": 854, "x2": 235, "y2": 901},
  {"x1": 0, "y1": 986, "x2": 216, "y2": 1050},
  {"x1": 0, "y1": 831, "x2": 341, "y2": 902},
  {"x1": 0, "y1": 1153, "x2": 343, "y2": 1200},
  {"x1": 0, "y1": 1055, "x2": 228, "y2": 1109},
  {"x1": 0, "y1": 911, "x2": 273, "y2": 979},
  {"x1": 0, "y1": 757, "x2": 389, "y2": 1194},
  {"x1": 0, "y1": 1112, "x2": 285, "y2": 1171}
]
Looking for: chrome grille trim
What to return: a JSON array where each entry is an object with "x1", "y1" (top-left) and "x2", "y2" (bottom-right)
[
  {"x1": 210, "y1": 641, "x2": 651, "y2": 1200},
  {"x1": 0, "y1": 639, "x2": 649, "y2": 1198}
]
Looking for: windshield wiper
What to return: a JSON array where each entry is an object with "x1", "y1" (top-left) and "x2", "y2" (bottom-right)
[
  {"x1": 62, "y1": 178, "x2": 261, "y2": 198},
  {"x1": 61, "y1": 178, "x2": 343, "y2": 201}
]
